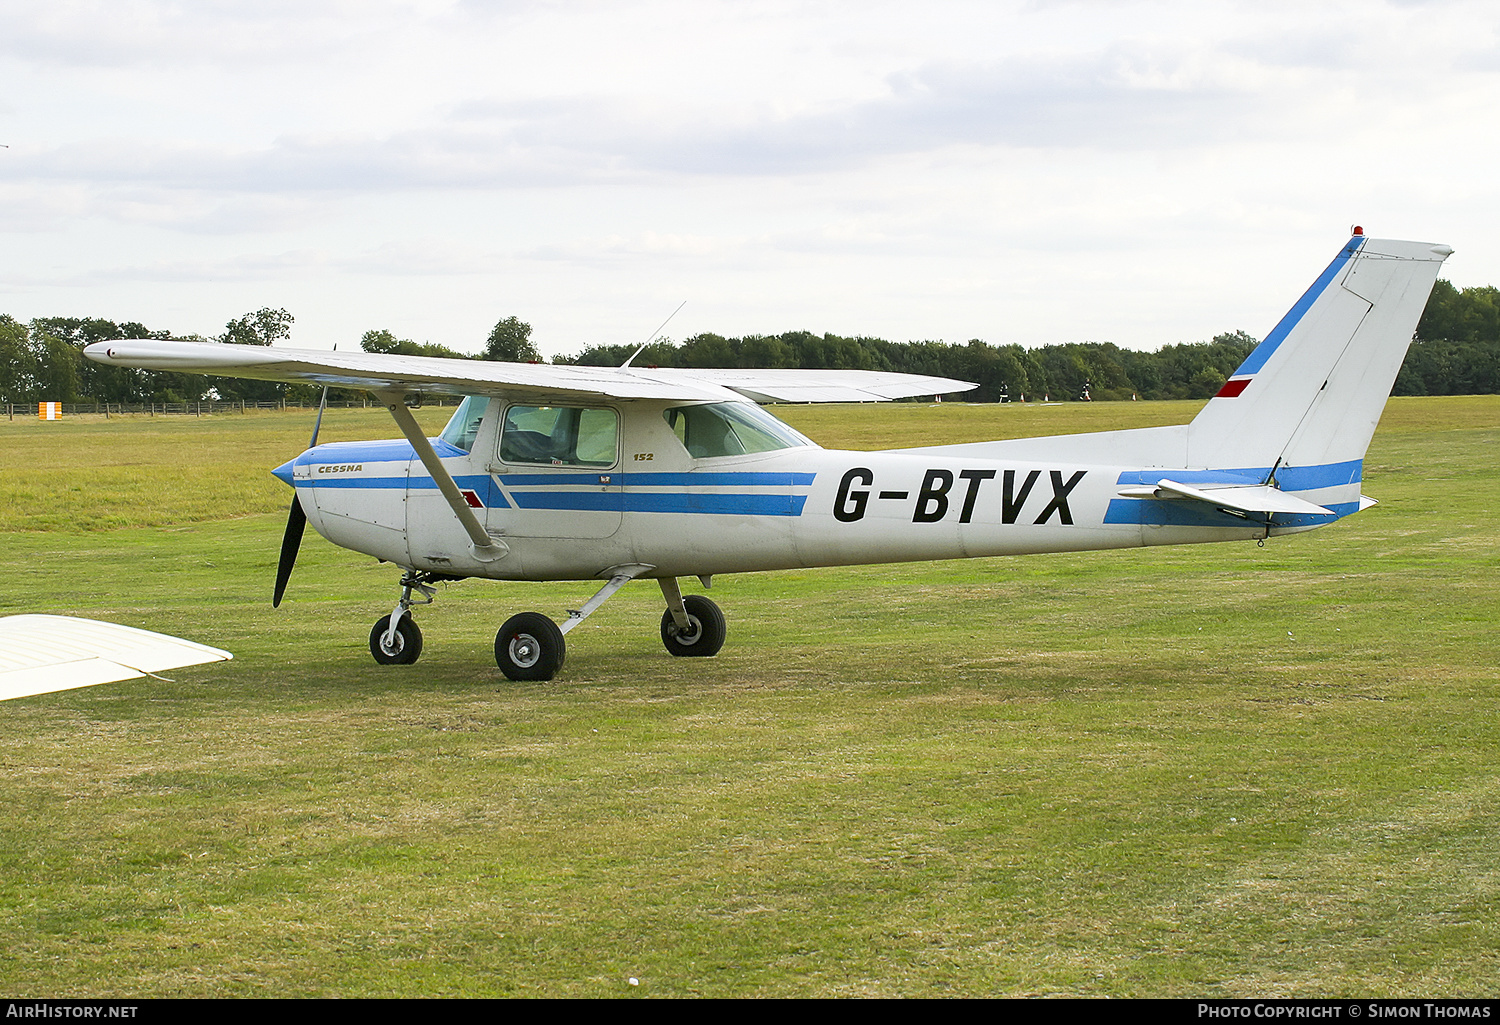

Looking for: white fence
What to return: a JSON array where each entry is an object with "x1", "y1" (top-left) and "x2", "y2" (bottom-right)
[{"x1": 5, "y1": 398, "x2": 459, "y2": 419}]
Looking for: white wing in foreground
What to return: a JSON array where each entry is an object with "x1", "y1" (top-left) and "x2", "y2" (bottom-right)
[
  {"x1": 0, "y1": 615, "x2": 233, "y2": 703},
  {"x1": 82, "y1": 340, "x2": 976, "y2": 404}
]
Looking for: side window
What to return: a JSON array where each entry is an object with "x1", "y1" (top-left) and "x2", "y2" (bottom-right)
[
  {"x1": 663, "y1": 402, "x2": 813, "y2": 458},
  {"x1": 438, "y1": 396, "x2": 491, "y2": 453},
  {"x1": 574, "y1": 408, "x2": 618, "y2": 465},
  {"x1": 665, "y1": 405, "x2": 740, "y2": 457},
  {"x1": 499, "y1": 405, "x2": 618, "y2": 467}
]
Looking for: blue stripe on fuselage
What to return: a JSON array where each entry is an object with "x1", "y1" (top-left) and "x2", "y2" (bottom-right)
[
  {"x1": 508, "y1": 492, "x2": 809, "y2": 516},
  {"x1": 296, "y1": 439, "x2": 467, "y2": 463},
  {"x1": 497, "y1": 471, "x2": 817, "y2": 487},
  {"x1": 1115, "y1": 468, "x2": 1264, "y2": 487},
  {"x1": 299, "y1": 473, "x2": 511, "y2": 508},
  {"x1": 290, "y1": 462, "x2": 816, "y2": 517},
  {"x1": 499, "y1": 470, "x2": 816, "y2": 516},
  {"x1": 1104, "y1": 498, "x2": 1354, "y2": 528},
  {"x1": 1115, "y1": 459, "x2": 1362, "y2": 492}
]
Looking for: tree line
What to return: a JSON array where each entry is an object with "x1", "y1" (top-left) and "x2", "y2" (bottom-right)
[{"x1": 4, "y1": 280, "x2": 1498, "y2": 405}]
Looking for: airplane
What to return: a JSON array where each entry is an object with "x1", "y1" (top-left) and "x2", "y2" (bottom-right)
[{"x1": 85, "y1": 232, "x2": 1451, "y2": 682}]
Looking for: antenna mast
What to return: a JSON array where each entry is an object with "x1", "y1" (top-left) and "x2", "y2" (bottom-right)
[{"x1": 621, "y1": 301, "x2": 687, "y2": 368}]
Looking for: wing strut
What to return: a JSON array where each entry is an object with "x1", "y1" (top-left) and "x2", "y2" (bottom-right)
[
  {"x1": 379, "y1": 392, "x2": 509, "y2": 563},
  {"x1": 560, "y1": 564, "x2": 653, "y2": 636}
]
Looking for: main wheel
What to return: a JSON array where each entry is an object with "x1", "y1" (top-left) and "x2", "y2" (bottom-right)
[
  {"x1": 495, "y1": 612, "x2": 565, "y2": 681},
  {"x1": 660, "y1": 595, "x2": 726, "y2": 657},
  {"x1": 370, "y1": 614, "x2": 423, "y2": 665}
]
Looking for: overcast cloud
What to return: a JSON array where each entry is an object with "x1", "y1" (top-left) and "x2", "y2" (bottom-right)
[{"x1": 3, "y1": 0, "x2": 1498, "y2": 356}]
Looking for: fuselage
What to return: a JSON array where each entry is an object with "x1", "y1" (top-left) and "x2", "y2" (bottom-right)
[{"x1": 276, "y1": 397, "x2": 1351, "y2": 583}]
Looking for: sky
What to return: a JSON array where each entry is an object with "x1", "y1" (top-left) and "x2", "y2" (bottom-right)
[{"x1": 3, "y1": 0, "x2": 1498, "y2": 360}]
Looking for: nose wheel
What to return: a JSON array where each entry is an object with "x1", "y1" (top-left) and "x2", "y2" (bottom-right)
[
  {"x1": 370, "y1": 614, "x2": 423, "y2": 665},
  {"x1": 369, "y1": 569, "x2": 441, "y2": 666}
]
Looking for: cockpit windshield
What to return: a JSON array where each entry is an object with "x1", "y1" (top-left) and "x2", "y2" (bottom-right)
[{"x1": 663, "y1": 402, "x2": 815, "y2": 459}]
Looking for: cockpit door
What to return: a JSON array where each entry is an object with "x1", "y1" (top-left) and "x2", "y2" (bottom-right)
[{"x1": 485, "y1": 403, "x2": 623, "y2": 539}]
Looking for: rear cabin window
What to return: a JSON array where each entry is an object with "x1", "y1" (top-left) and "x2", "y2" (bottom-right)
[
  {"x1": 663, "y1": 402, "x2": 814, "y2": 459},
  {"x1": 499, "y1": 405, "x2": 618, "y2": 467}
]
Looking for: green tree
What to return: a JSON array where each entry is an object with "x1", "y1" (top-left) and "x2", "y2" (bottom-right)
[
  {"x1": 360, "y1": 329, "x2": 473, "y2": 360},
  {"x1": 737, "y1": 334, "x2": 797, "y2": 369},
  {"x1": 992, "y1": 345, "x2": 1031, "y2": 401},
  {"x1": 484, "y1": 317, "x2": 541, "y2": 363},
  {"x1": 32, "y1": 334, "x2": 81, "y2": 403},
  {"x1": 1397, "y1": 281, "x2": 1500, "y2": 395},
  {"x1": 680, "y1": 333, "x2": 735, "y2": 368},
  {"x1": 27, "y1": 316, "x2": 187, "y2": 403},
  {"x1": 0, "y1": 315, "x2": 37, "y2": 403},
  {"x1": 222, "y1": 308, "x2": 294, "y2": 347},
  {"x1": 212, "y1": 308, "x2": 294, "y2": 401}
]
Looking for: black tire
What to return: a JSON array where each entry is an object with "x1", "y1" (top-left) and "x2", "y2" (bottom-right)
[
  {"x1": 495, "y1": 612, "x2": 565, "y2": 682},
  {"x1": 660, "y1": 595, "x2": 726, "y2": 657},
  {"x1": 370, "y1": 615, "x2": 422, "y2": 665}
]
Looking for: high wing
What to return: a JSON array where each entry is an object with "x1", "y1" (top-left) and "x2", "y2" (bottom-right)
[
  {"x1": 0, "y1": 615, "x2": 233, "y2": 702},
  {"x1": 83, "y1": 339, "x2": 977, "y2": 404},
  {"x1": 640, "y1": 367, "x2": 974, "y2": 403}
]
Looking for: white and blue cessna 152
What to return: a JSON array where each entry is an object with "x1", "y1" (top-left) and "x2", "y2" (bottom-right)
[{"x1": 86, "y1": 233, "x2": 1450, "y2": 682}]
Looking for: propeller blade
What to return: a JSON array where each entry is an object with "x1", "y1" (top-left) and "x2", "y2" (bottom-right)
[
  {"x1": 308, "y1": 386, "x2": 329, "y2": 447},
  {"x1": 274, "y1": 386, "x2": 328, "y2": 607},
  {"x1": 272, "y1": 493, "x2": 306, "y2": 608}
]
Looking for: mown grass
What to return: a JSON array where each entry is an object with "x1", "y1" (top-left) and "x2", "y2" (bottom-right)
[
  {"x1": 0, "y1": 397, "x2": 1496, "y2": 997},
  {"x1": 0, "y1": 405, "x2": 460, "y2": 532}
]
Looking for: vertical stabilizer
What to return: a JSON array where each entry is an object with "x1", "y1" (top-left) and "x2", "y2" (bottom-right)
[{"x1": 1186, "y1": 236, "x2": 1451, "y2": 493}]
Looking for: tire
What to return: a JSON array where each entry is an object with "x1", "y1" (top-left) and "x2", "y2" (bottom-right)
[
  {"x1": 370, "y1": 614, "x2": 423, "y2": 665},
  {"x1": 495, "y1": 612, "x2": 565, "y2": 681},
  {"x1": 660, "y1": 595, "x2": 726, "y2": 657}
]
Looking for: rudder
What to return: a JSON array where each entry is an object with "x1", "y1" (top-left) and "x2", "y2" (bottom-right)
[{"x1": 1186, "y1": 235, "x2": 1451, "y2": 505}]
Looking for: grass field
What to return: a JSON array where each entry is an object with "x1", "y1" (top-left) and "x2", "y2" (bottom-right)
[{"x1": 1, "y1": 396, "x2": 1496, "y2": 997}]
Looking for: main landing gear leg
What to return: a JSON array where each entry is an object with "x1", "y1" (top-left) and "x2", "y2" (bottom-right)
[
  {"x1": 494, "y1": 564, "x2": 652, "y2": 683},
  {"x1": 488, "y1": 567, "x2": 727, "y2": 681},
  {"x1": 370, "y1": 570, "x2": 438, "y2": 666}
]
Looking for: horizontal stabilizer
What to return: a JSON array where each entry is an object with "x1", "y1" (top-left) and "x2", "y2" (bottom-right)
[
  {"x1": 1116, "y1": 479, "x2": 1335, "y2": 518},
  {"x1": 0, "y1": 615, "x2": 233, "y2": 702}
]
